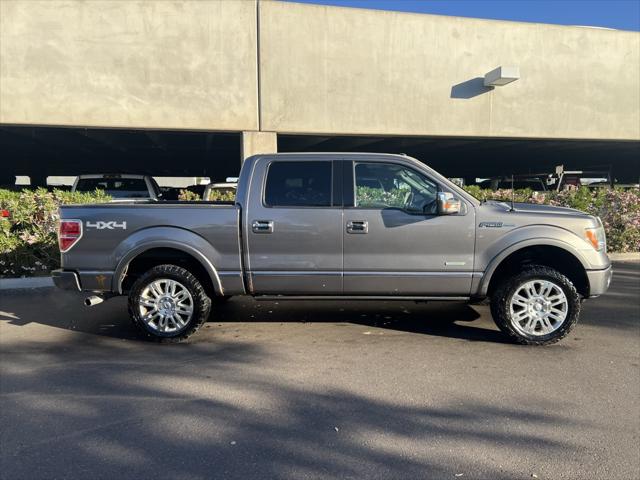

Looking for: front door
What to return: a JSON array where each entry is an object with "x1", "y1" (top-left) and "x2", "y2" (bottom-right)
[
  {"x1": 342, "y1": 160, "x2": 476, "y2": 296},
  {"x1": 245, "y1": 157, "x2": 343, "y2": 294}
]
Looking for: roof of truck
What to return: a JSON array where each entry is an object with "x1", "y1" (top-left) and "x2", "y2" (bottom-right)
[{"x1": 252, "y1": 152, "x2": 409, "y2": 157}]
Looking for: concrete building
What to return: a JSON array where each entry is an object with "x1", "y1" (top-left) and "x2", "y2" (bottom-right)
[{"x1": 1, "y1": 0, "x2": 639, "y2": 184}]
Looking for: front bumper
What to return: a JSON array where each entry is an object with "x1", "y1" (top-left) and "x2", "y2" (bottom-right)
[
  {"x1": 586, "y1": 265, "x2": 613, "y2": 297},
  {"x1": 52, "y1": 269, "x2": 81, "y2": 291}
]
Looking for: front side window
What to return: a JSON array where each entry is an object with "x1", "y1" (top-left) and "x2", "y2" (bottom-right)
[
  {"x1": 355, "y1": 163, "x2": 438, "y2": 214},
  {"x1": 265, "y1": 161, "x2": 332, "y2": 207}
]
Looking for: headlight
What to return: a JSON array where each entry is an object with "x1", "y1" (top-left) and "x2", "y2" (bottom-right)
[{"x1": 585, "y1": 222, "x2": 606, "y2": 252}]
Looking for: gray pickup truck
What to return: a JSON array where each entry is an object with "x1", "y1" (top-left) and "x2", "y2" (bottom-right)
[{"x1": 53, "y1": 153, "x2": 612, "y2": 345}]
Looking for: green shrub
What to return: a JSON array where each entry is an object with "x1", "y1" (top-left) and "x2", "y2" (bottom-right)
[
  {"x1": 178, "y1": 189, "x2": 237, "y2": 202},
  {"x1": 178, "y1": 189, "x2": 201, "y2": 201},
  {"x1": 0, "y1": 188, "x2": 110, "y2": 277},
  {"x1": 206, "y1": 189, "x2": 236, "y2": 202},
  {"x1": 356, "y1": 185, "x2": 408, "y2": 208}
]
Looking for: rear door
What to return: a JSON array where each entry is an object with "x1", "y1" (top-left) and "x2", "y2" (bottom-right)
[
  {"x1": 245, "y1": 157, "x2": 343, "y2": 294},
  {"x1": 342, "y1": 159, "x2": 476, "y2": 296}
]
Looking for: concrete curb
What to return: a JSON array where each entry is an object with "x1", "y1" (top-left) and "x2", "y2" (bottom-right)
[
  {"x1": 0, "y1": 276, "x2": 54, "y2": 290},
  {"x1": 609, "y1": 252, "x2": 640, "y2": 262}
]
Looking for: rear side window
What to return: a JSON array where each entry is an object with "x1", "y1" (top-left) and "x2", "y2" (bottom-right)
[{"x1": 264, "y1": 162, "x2": 332, "y2": 207}]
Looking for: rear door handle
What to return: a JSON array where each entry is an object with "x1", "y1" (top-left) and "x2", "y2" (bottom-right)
[
  {"x1": 252, "y1": 220, "x2": 274, "y2": 234},
  {"x1": 346, "y1": 220, "x2": 368, "y2": 234}
]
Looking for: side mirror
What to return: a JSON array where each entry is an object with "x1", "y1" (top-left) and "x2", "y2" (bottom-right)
[{"x1": 437, "y1": 192, "x2": 461, "y2": 215}]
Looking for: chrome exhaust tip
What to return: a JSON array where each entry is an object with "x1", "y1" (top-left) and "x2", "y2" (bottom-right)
[{"x1": 84, "y1": 295, "x2": 104, "y2": 307}]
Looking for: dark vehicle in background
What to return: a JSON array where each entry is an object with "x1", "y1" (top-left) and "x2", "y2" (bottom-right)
[
  {"x1": 555, "y1": 168, "x2": 612, "y2": 190},
  {"x1": 475, "y1": 167, "x2": 628, "y2": 192},
  {"x1": 477, "y1": 175, "x2": 549, "y2": 192},
  {"x1": 72, "y1": 174, "x2": 161, "y2": 201}
]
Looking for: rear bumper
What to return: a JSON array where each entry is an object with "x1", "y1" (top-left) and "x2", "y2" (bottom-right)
[
  {"x1": 52, "y1": 269, "x2": 114, "y2": 292},
  {"x1": 52, "y1": 269, "x2": 81, "y2": 291},
  {"x1": 586, "y1": 265, "x2": 613, "y2": 297}
]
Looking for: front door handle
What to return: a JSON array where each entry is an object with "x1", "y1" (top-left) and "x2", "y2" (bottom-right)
[
  {"x1": 346, "y1": 220, "x2": 368, "y2": 234},
  {"x1": 252, "y1": 220, "x2": 274, "y2": 234}
]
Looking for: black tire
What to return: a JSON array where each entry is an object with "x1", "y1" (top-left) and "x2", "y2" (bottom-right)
[
  {"x1": 490, "y1": 266, "x2": 581, "y2": 345},
  {"x1": 128, "y1": 264, "x2": 211, "y2": 343}
]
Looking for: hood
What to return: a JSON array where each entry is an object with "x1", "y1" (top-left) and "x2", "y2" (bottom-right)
[
  {"x1": 482, "y1": 200, "x2": 588, "y2": 217},
  {"x1": 510, "y1": 202, "x2": 588, "y2": 217}
]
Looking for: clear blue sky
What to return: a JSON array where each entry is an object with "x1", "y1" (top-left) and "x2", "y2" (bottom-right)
[{"x1": 287, "y1": 0, "x2": 640, "y2": 31}]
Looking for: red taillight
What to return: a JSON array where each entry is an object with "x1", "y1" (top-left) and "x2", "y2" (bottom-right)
[
  {"x1": 58, "y1": 220, "x2": 82, "y2": 252},
  {"x1": 0, "y1": 209, "x2": 9, "y2": 218}
]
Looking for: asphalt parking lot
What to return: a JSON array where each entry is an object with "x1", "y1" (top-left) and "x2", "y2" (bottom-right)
[{"x1": 1, "y1": 261, "x2": 638, "y2": 480}]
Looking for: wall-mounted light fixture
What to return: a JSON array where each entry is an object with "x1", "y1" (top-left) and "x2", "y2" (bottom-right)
[{"x1": 483, "y1": 66, "x2": 520, "y2": 87}]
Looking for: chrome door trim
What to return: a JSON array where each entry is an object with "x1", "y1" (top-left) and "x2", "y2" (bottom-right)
[
  {"x1": 251, "y1": 271, "x2": 342, "y2": 276},
  {"x1": 254, "y1": 295, "x2": 470, "y2": 301},
  {"x1": 344, "y1": 271, "x2": 477, "y2": 277},
  {"x1": 250, "y1": 271, "x2": 482, "y2": 277}
]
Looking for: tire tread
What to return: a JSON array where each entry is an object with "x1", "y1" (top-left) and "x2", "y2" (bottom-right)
[
  {"x1": 128, "y1": 264, "x2": 211, "y2": 343},
  {"x1": 490, "y1": 265, "x2": 581, "y2": 346}
]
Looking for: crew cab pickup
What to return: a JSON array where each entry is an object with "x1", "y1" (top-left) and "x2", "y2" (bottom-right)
[{"x1": 53, "y1": 153, "x2": 612, "y2": 345}]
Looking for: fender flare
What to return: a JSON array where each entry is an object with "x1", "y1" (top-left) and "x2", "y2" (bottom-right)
[
  {"x1": 476, "y1": 237, "x2": 590, "y2": 297},
  {"x1": 112, "y1": 229, "x2": 224, "y2": 295}
]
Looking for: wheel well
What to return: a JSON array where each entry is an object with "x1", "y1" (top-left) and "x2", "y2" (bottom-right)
[
  {"x1": 487, "y1": 245, "x2": 589, "y2": 298},
  {"x1": 121, "y1": 247, "x2": 216, "y2": 297}
]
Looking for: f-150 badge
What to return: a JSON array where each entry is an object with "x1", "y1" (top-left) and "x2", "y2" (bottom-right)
[
  {"x1": 86, "y1": 221, "x2": 127, "y2": 230},
  {"x1": 479, "y1": 222, "x2": 515, "y2": 228}
]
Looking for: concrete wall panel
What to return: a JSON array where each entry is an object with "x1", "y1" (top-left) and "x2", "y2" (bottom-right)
[
  {"x1": 259, "y1": 1, "x2": 640, "y2": 140},
  {"x1": 0, "y1": 0, "x2": 258, "y2": 130},
  {"x1": 1, "y1": 0, "x2": 638, "y2": 141}
]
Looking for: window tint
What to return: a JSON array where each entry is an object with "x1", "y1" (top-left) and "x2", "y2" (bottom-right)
[
  {"x1": 75, "y1": 178, "x2": 150, "y2": 198},
  {"x1": 355, "y1": 163, "x2": 438, "y2": 214},
  {"x1": 265, "y1": 162, "x2": 332, "y2": 207}
]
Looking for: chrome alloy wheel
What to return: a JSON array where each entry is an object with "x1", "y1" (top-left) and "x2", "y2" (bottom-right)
[
  {"x1": 138, "y1": 279, "x2": 194, "y2": 333},
  {"x1": 509, "y1": 279, "x2": 569, "y2": 336}
]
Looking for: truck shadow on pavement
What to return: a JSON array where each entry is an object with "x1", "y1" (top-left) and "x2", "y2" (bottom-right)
[
  {"x1": 0, "y1": 287, "x2": 511, "y2": 344},
  {"x1": 1, "y1": 261, "x2": 636, "y2": 345},
  {"x1": 213, "y1": 297, "x2": 509, "y2": 344}
]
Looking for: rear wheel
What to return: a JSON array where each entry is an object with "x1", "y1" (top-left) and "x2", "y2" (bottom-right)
[
  {"x1": 128, "y1": 264, "x2": 211, "y2": 343},
  {"x1": 490, "y1": 266, "x2": 581, "y2": 345}
]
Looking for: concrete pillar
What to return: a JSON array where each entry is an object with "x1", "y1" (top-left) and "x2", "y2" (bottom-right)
[{"x1": 241, "y1": 131, "x2": 277, "y2": 162}]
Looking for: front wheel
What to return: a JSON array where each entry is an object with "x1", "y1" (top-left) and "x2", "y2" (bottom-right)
[
  {"x1": 490, "y1": 266, "x2": 581, "y2": 345},
  {"x1": 128, "y1": 264, "x2": 211, "y2": 343}
]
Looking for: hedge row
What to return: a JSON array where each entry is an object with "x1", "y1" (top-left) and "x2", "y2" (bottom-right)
[
  {"x1": 1, "y1": 187, "x2": 638, "y2": 278},
  {"x1": 0, "y1": 189, "x2": 110, "y2": 277}
]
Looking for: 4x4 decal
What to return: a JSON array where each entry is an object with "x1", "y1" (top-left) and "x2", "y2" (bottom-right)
[{"x1": 86, "y1": 221, "x2": 127, "y2": 230}]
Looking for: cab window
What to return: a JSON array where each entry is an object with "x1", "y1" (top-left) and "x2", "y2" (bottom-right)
[
  {"x1": 265, "y1": 161, "x2": 332, "y2": 207},
  {"x1": 354, "y1": 163, "x2": 438, "y2": 214}
]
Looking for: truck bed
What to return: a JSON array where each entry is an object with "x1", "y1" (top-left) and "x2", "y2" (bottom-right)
[{"x1": 59, "y1": 202, "x2": 242, "y2": 292}]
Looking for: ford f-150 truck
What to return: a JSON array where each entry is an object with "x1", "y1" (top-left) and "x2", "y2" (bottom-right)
[{"x1": 53, "y1": 153, "x2": 612, "y2": 345}]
